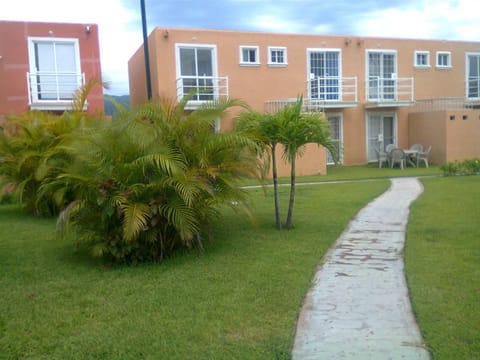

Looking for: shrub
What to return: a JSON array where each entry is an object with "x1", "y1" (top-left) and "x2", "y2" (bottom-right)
[
  {"x1": 0, "y1": 81, "x2": 103, "y2": 216},
  {"x1": 440, "y1": 158, "x2": 480, "y2": 176},
  {"x1": 54, "y1": 98, "x2": 261, "y2": 263}
]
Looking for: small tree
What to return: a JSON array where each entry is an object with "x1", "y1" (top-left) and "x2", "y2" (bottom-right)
[
  {"x1": 235, "y1": 110, "x2": 283, "y2": 229},
  {"x1": 277, "y1": 96, "x2": 335, "y2": 229}
]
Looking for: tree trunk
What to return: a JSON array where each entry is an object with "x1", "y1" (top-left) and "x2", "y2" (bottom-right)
[
  {"x1": 285, "y1": 155, "x2": 296, "y2": 230},
  {"x1": 271, "y1": 143, "x2": 282, "y2": 230}
]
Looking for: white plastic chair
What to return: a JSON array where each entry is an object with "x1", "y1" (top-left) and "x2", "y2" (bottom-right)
[
  {"x1": 416, "y1": 145, "x2": 432, "y2": 168},
  {"x1": 385, "y1": 144, "x2": 396, "y2": 166},
  {"x1": 375, "y1": 147, "x2": 388, "y2": 168},
  {"x1": 390, "y1": 148, "x2": 406, "y2": 169}
]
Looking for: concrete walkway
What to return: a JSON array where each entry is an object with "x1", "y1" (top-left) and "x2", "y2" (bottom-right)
[{"x1": 292, "y1": 177, "x2": 431, "y2": 360}]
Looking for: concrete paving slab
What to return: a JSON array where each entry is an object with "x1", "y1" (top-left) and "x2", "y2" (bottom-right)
[{"x1": 292, "y1": 177, "x2": 431, "y2": 360}]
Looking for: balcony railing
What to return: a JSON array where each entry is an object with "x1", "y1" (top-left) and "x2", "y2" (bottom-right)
[
  {"x1": 176, "y1": 76, "x2": 229, "y2": 109},
  {"x1": 264, "y1": 76, "x2": 358, "y2": 113},
  {"x1": 307, "y1": 76, "x2": 358, "y2": 105},
  {"x1": 467, "y1": 76, "x2": 480, "y2": 99},
  {"x1": 27, "y1": 72, "x2": 85, "y2": 111},
  {"x1": 365, "y1": 76, "x2": 414, "y2": 107}
]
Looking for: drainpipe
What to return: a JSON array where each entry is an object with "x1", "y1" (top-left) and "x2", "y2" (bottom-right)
[{"x1": 140, "y1": 0, "x2": 152, "y2": 100}]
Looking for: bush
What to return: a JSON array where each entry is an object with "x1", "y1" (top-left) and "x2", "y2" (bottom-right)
[
  {"x1": 54, "y1": 98, "x2": 261, "y2": 263},
  {"x1": 440, "y1": 158, "x2": 480, "y2": 176}
]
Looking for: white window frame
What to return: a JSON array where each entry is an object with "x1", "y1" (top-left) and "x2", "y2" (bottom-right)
[
  {"x1": 436, "y1": 51, "x2": 452, "y2": 69},
  {"x1": 365, "y1": 49, "x2": 398, "y2": 101},
  {"x1": 365, "y1": 111, "x2": 397, "y2": 162},
  {"x1": 268, "y1": 46, "x2": 287, "y2": 66},
  {"x1": 306, "y1": 48, "x2": 343, "y2": 101},
  {"x1": 326, "y1": 113, "x2": 343, "y2": 164},
  {"x1": 414, "y1": 51, "x2": 430, "y2": 68},
  {"x1": 174, "y1": 43, "x2": 219, "y2": 102},
  {"x1": 239, "y1": 46, "x2": 260, "y2": 66},
  {"x1": 466, "y1": 52, "x2": 480, "y2": 99},
  {"x1": 27, "y1": 36, "x2": 82, "y2": 105}
]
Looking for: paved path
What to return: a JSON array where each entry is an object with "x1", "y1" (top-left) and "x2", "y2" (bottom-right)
[{"x1": 292, "y1": 177, "x2": 431, "y2": 360}]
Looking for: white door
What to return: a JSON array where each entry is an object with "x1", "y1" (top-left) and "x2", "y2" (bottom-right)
[
  {"x1": 327, "y1": 114, "x2": 342, "y2": 164},
  {"x1": 367, "y1": 51, "x2": 396, "y2": 100},
  {"x1": 367, "y1": 113, "x2": 395, "y2": 162},
  {"x1": 467, "y1": 53, "x2": 480, "y2": 99},
  {"x1": 178, "y1": 46, "x2": 215, "y2": 101},
  {"x1": 308, "y1": 50, "x2": 340, "y2": 100},
  {"x1": 31, "y1": 40, "x2": 79, "y2": 100}
]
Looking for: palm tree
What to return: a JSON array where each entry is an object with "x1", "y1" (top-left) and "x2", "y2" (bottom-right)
[
  {"x1": 53, "y1": 97, "x2": 261, "y2": 262},
  {"x1": 277, "y1": 96, "x2": 336, "y2": 229},
  {"x1": 235, "y1": 110, "x2": 283, "y2": 229}
]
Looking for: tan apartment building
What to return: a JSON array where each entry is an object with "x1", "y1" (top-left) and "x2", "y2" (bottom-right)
[{"x1": 128, "y1": 28, "x2": 480, "y2": 175}]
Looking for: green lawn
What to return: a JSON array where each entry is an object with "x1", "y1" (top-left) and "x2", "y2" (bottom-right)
[
  {"x1": 1, "y1": 169, "x2": 478, "y2": 359},
  {"x1": 405, "y1": 175, "x2": 480, "y2": 359},
  {"x1": 0, "y1": 179, "x2": 389, "y2": 359}
]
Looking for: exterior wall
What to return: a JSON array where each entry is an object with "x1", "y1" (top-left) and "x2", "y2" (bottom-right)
[
  {"x1": 0, "y1": 21, "x2": 103, "y2": 117},
  {"x1": 408, "y1": 111, "x2": 447, "y2": 164},
  {"x1": 129, "y1": 28, "x2": 480, "y2": 172},
  {"x1": 408, "y1": 110, "x2": 480, "y2": 163}
]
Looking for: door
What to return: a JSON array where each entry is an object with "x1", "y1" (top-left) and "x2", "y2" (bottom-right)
[
  {"x1": 179, "y1": 47, "x2": 214, "y2": 101},
  {"x1": 327, "y1": 114, "x2": 342, "y2": 164},
  {"x1": 367, "y1": 113, "x2": 395, "y2": 162},
  {"x1": 467, "y1": 53, "x2": 480, "y2": 98},
  {"x1": 308, "y1": 50, "x2": 340, "y2": 100},
  {"x1": 367, "y1": 52, "x2": 396, "y2": 100},
  {"x1": 30, "y1": 39, "x2": 80, "y2": 101}
]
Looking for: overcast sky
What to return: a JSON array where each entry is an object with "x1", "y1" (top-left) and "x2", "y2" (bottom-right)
[{"x1": 2, "y1": 0, "x2": 480, "y2": 95}]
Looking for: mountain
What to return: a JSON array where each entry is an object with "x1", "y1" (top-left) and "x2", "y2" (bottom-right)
[{"x1": 104, "y1": 95, "x2": 130, "y2": 116}]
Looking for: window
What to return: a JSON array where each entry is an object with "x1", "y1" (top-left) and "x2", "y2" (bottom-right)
[
  {"x1": 268, "y1": 46, "x2": 287, "y2": 66},
  {"x1": 27, "y1": 37, "x2": 82, "y2": 104},
  {"x1": 239, "y1": 46, "x2": 260, "y2": 65},
  {"x1": 466, "y1": 53, "x2": 480, "y2": 98},
  {"x1": 367, "y1": 50, "x2": 397, "y2": 100},
  {"x1": 308, "y1": 49, "x2": 341, "y2": 100},
  {"x1": 436, "y1": 51, "x2": 451, "y2": 68},
  {"x1": 175, "y1": 44, "x2": 217, "y2": 102},
  {"x1": 414, "y1": 51, "x2": 430, "y2": 68},
  {"x1": 327, "y1": 114, "x2": 343, "y2": 164}
]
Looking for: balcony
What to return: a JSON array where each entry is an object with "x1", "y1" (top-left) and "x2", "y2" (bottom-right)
[
  {"x1": 365, "y1": 77, "x2": 414, "y2": 108},
  {"x1": 264, "y1": 76, "x2": 358, "y2": 113},
  {"x1": 27, "y1": 72, "x2": 85, "y2": 111},
  {"x1": 176, "y1": 76, "x2": 229, "y2": 110}
]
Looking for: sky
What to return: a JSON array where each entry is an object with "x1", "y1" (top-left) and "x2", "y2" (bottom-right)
[{"x1": 2, "y1": 0, "x2": 480, "y2": 95}]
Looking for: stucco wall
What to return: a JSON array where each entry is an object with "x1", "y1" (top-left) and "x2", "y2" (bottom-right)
[
  {"x1": 128, "y1": 28, "x2": 480, "y2": 170},
  {"x1": 408, "y1": 109, "x2": 480, "y2": 164},
  {"x1": 0, "y1": 21, "x2": 103, "y2": 116}
]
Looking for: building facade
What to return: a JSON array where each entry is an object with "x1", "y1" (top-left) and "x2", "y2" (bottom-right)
[
  {"x1": 128, "y1": 28, "x2": 480, "y2": 173},
  {"x1": 0, "y1": 20, "x2": 104, "y2": 118}
]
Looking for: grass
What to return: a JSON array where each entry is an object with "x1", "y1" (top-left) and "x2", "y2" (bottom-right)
[
  {"x1": 0, "y1": 179, "x2": 389, "y2": 359},
  {"x1": 405, "y1": 175, "x2": 480, "y2": 359},
  {"x1": 1, "y1": 166, "x2": 478, "y2": 359},
  {"x1": 240, "y1": 164, "x2": 442, "y2": 187}
]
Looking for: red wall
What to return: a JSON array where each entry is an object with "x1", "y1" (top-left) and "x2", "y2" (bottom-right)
[{"x1": 0, "y1": 20, "x2": 103, "y2": 116}]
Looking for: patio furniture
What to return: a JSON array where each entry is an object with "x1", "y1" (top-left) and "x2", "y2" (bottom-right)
[
  {"x1": 405, "y1": 144, "x2": 423, "y2": 167},
  {"x1": 416, "y1": 145, "x2": 432, "y2": 168},
  {"x1": 375, "y1": 147, "x2": 388, "y2": 168},
  {"x1": 390, "y1": 148, "x2": 406, "y2": 169},
  {"x1": 385, "y1": 144, "x2": 396, "y2": 166}
]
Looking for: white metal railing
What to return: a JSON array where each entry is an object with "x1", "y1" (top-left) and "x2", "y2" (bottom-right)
[
  {"x1": 176, "y1": 76, "x2": 229, "y2": 104},
  {"x1": 27, "y1": 72, "x2": 85, "y2": 106},
  {"x1": 307, "y1": 76, "x2": 357, "y2": 103},
  {"x1": 467, "y1": 76, "x2": 480, "y2": 99},
  {"x1": 366, "y1": 76, "x2": 414, "y2": 103}
]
